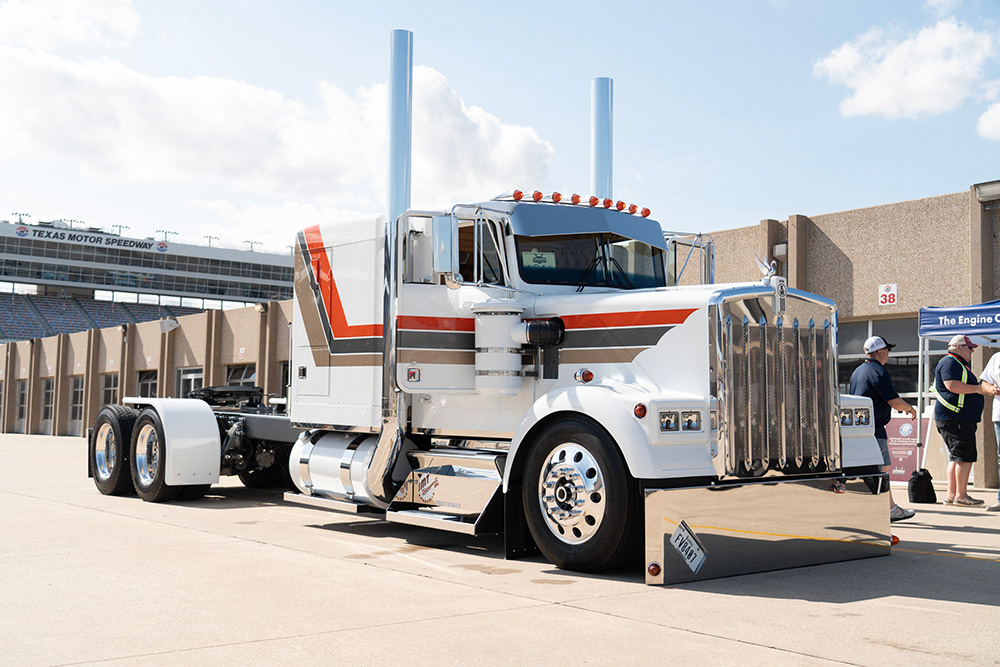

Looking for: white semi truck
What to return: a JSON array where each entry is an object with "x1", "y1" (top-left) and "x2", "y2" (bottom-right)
[{"x1": 87, "y1": 30, "x2": 889, "y2": 584}]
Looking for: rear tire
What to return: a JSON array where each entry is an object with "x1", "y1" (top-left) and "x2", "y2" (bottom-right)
[
  {"x1": 521, "y1": 417, "x2": 642, "y2": 573},
  {"x1": 130, "y1": 408, "x2": 178, "y2": 503},
  {"x1": 238, "y1": 465, "x2": 278, "y2": 489},
  {"x1": 91, "y1": 405, "x2": 138, "y2": 496}
]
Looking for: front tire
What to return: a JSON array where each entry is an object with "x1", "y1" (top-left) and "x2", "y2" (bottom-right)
[
  {"x1": 130, "y1": 408, "x2": 178, "y2": 503},
  {"x1": 91, "y1": 405, "x2": 138, "y2": 496},
  {"x1": 521, "y1": 417, "x2": 641, "y2": 573}
]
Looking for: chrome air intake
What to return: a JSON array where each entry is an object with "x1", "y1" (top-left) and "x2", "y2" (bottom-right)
[{"x1": 710, "y1": 286, "x2": 841, "y2": 478}]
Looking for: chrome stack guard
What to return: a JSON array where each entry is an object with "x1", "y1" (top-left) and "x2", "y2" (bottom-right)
[{"x1": 644, "y1": 473, "x2": 889, "y2": 585}]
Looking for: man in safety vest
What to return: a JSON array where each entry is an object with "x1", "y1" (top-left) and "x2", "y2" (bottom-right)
[
  {"x1": 934, "y1": 335, "x2": 992, "y2": 506},
  {"x1": 850, "y1": 336, "x2": 917, "y2": 522}
]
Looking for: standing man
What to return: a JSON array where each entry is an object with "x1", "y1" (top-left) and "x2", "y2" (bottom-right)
[
  {"x1": 933, "y1": 335, "x2": 990, "y2": 506},
  {"x1": 978, "y1": 348, "x2": 1000, "y2": 512},
  {"x1": 850, "y1": 336, "x2": 917, "y2": 522}
]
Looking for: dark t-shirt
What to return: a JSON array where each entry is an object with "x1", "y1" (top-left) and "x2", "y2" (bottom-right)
[
  {"x1": 849, "y1": 358, "x2": 899, "y2": 439},
  {"x1": 934, "y1": 353, "x2": 984, "y2": 422}
]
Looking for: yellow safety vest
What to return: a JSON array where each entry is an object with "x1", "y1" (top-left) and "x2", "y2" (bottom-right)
[{"x1": 933, "y1": 352, "x2": 971, "y2": 413}]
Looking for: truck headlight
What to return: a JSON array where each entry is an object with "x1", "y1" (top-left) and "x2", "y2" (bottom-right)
[
  {"x1": 853, "y1": 407, "x2": 871, "y2": 426},
  {"x1": 681, "y1": 410, "x2": 701, "y2": 431},
  {"x1": 659, "y1": 411, "x2": 679, "y2": 432},
  {"x1": 840, "y1": 408, "x2": 853, "y2": 426}
]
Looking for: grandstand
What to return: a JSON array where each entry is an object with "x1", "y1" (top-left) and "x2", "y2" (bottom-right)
[
  {"x1": 0, "y1": 293, "x2": 211, "y2": 341},
  {"x1": 0, "y1": 218, "x2": 293, "y2": 343}
]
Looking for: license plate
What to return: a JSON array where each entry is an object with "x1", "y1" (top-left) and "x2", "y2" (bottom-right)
[{"x1": 670, "y1": 520, "x2": 707, "y2": 574}]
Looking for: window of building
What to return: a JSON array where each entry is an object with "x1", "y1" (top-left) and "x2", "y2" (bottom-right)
[
  {"x1": 177, "y1": 367, "x2": 203, "y2": 398},
  {"x1": 838, "y1": 317, "x2": 946, "y2": 399},
  {"x1": 40, "y1": 378, "x2": 54, "y2": 434},
  {"x1": 68, "y1": 376, "x2": 84, "y2": 436},
  {"x1": 226, "y1": 364, "x2": 257, "y2": 387},
  {"x1": 15, "y1": 379, "x2": 27, "y2": 433},
  {"x1": 101, "y1": 373, "x2": 119, "y2": 405},
  {"x1": 137, "y1": 370, "x2": 158, "y2": 398}
]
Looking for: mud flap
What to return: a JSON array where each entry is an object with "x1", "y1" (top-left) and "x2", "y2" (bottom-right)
[{"x1": 644, "y1": 474, "x2": 889, "y2": 585}]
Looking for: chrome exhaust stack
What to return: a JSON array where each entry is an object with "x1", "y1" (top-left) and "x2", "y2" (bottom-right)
[
  {"x1": 591, "y1": 77, "x2": 613, "y2": 199},
  {"x1": 364, "y1": 28, "x2": 413, "y2": 507}
]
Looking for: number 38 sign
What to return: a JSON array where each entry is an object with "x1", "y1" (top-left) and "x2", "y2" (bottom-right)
[{"x1": 878, "y1": 283, "x2": 898, "y2": 306}]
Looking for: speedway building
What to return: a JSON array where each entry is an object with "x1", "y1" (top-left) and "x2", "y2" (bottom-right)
[{"x1": 0, "y1": 182, "x2": 998, "y2": 493}]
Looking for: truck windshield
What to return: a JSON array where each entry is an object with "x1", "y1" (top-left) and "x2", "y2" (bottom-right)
[{"x1": 515, "y1": 233, "x2": 666, "y2": 289}]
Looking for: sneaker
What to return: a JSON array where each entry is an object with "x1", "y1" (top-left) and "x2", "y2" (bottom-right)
[
  {"x1": 829, "y1": 481, "x2": 846, "y2": 493},
  {"x1": 985, "y1": 502, "x2": 1000, "y2": 512},
  {"x1": 942, "y1": 498, "x2": 954, "y2": 505},
  {"x1": 890, "y1": 505, "x2": 916, "y2": 522},
  {"x1": 953, "y1": 496, "x2": 985, "y2": 506}
]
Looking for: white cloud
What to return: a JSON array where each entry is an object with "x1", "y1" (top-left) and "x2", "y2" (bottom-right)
[
  {"x1": 0, "y1": 0, "x2": 140, "y2": 49},
  {"x1": 925, "y1": 0, "x2": 961, "y2": 18},
  {"x1": 814, "y1": 18, "x2": 994, "y2": 119},
  {"x1": 977, "y1": 103, "x2": 1000, "y2": 140},
  {"x1": 0, "y1": 46, "x2": 554, "y2": 214}
]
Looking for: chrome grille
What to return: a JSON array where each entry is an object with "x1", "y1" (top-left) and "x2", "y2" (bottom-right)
[{"x1": 718, "y1": 292, "x2": 840, "y2": 477}]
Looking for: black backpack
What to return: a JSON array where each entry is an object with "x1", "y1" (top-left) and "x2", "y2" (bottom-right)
[{"x1": 908, "y1": 468, "x2": 937, "y2": 504}]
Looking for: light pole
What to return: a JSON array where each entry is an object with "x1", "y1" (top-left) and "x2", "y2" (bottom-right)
[
  {"x1": 11, "y1": 212, "x2": 31, "y2": 224},
  {"x1": 243, "y1": 240, "x2": 261, "y2": 252},
  {"x1": 156, "y1": 229, "x2": 178, "y2": 242},
  {"x1": 112, "y1": 224, "x2": 130, "y2": 236},
  {"x1": 204, "y1": 235, "x2": 219, "y2": 247}
]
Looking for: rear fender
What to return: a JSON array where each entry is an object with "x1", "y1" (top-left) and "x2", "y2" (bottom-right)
[{"x1": 122, "y1": 397, "x2": 221, "y2": 486}]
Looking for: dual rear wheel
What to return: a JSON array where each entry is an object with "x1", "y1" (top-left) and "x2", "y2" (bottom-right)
[{"x1": 91, "y1": 407, "x2": 207, "y2": 502}]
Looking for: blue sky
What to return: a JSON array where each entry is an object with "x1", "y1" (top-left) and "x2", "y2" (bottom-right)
[{"x1": 0, "y1": 0, "x2": 998, "y2": 252}]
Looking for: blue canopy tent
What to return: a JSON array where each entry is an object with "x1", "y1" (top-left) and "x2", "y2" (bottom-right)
[{"x1": 916, "y1": 300, "x2": 1000, "y2": 467}]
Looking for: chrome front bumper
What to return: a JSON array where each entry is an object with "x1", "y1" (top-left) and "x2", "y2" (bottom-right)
[{"x1": 644, "y1": 474, "x2": 889, "y2": 585}]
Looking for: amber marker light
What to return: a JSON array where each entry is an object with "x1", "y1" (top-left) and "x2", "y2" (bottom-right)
[
  {"x1": 634, "y1": 403, "x2": 647, "y2": 419},
  {"x1": 513, "y1": 190, "x2": 524, "y2": 201},
  {"x1": 647, "y1": 562, "x2": 662, "y2": 577},
  {"x1": 616, "y1": 201, "x2": 626, "y2": 211},
  {"x1": 532, "y1": 190, "x2": 543, "y2": 202},
  {"x1": 603, "y1": 198, "x2": 613, "y2": 209},
  {"x1": 589, "y1": 196, "x2": 599, "y2": 207},
  {"x1": 641, "y1": 208, "x2": 651, "y2": 218},
  {"x1": 571, "y1": 194, "x2": 581, "y2": 204},
  {"x1": 552, "y1": 192, "x2": 562, "y2": 203},
  {"x1": 629, "y1": 204, "x2": 638, "y2": 214}
]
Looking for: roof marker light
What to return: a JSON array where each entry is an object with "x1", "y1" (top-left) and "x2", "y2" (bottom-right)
[
  {"x1": 628, "y1": 204, "x2": 638, "y2": 214},
  {"x1": 589, "y1": 196, "x2": 599, "y2": 207},
  {"x1": 571, "y1": 194, "x2": 581, "y2": 205},
  {"x1": 552, "y1": 192, "x2": 562, "y2": 203},
  {"x1": 532, "y1": 190, "x2": 543, "y2": 202},
  {"x1": 513, "y1": 190, "x2": 524, "y2": 201},
  {"x1": 616, "y1": 201, "x2": 626, "y2": 211},
  {"x1": 641, "y1": 208, "x2": 651, "y2": 218},
  {"x1": 603, "y1": 198, "x2": 613, "y2": 209}
]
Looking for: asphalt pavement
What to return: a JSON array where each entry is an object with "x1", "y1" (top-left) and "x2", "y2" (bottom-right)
[{"x1": 1, "y1": 434, "x2": 998, "y2": 666}]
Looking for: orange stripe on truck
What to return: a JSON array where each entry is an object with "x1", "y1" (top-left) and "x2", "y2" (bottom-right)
[
  {"x1": 561, "y1": 308, "x2": 698, "y2": 330},
  {"x1": 303, "y1": 225, "x2": 383, "y2": 339}
]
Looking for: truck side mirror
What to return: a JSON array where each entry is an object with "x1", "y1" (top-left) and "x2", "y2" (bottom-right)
[{"x1": 432, "y1": 214, "x2": 462, "y2": 288}]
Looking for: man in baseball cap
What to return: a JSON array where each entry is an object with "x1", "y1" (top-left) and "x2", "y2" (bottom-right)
[
  {"x1": 934, "y1": 334, "x2": 991, "y2": 506},
  {"x1": 850, "y1": 335, "x2": 917, "y2": 522},
  {"x1": 863, "y1": 335, "x2": 895, "y2": 353}
]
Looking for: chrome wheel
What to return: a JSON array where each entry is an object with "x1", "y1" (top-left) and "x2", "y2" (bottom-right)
[
  {"x1": 537, "y1": 443, "x2": 606, "y2": 544},
  {"x1": 134, "y1": 423, "x2": 160, "y2": 488},
  {"x1": 94, "y1": 422, "x2": 117, "y2": 482}
]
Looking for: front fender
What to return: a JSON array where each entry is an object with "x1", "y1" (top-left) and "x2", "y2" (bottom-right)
[
  {"x1": 123, "y1": 397, "x2": 221, "y2": 485},
  {"x1": 502, "y1": 384, "x2": 715, "y2": 491}
]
